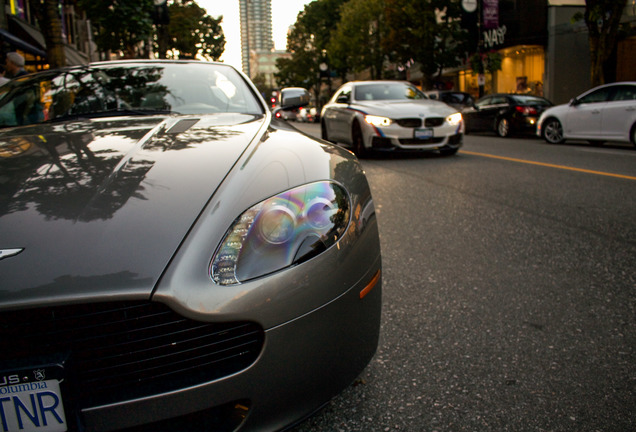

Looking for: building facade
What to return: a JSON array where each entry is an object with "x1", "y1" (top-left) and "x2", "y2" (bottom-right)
[
  {"x1": 445, "y1": 0, "x2": 636, "y2": 104},
  {"x1": 0, "y1": 0, "x2": 90, "y2": 72},
  {"x1": 239, "y1": 0, "x2": 274, "y2": 78}
]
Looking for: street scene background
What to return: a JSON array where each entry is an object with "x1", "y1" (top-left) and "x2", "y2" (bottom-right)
[{"x1": 289, "y1": 122, "x2": 635, "y2": 432}]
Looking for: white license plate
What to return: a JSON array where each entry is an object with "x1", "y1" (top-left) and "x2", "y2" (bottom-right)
[
  {"x1": 414, "y1": 128, "x2": 433, "y2": 139},
  {"x1": 0, "y1": 379, "x2": 67, "y2": 432}
]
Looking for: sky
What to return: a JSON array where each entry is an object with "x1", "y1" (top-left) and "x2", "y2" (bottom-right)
[{"x1": 197, "y1": 0, "x2": 315, "y2": 71}]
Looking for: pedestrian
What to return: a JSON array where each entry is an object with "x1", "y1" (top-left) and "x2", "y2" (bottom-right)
[
  {"x1": 0, "y1": 65, "x2": 10, "y2": 85},
  {"x1": 5, "y1": 52, "x2": 28, "y2": 78}
]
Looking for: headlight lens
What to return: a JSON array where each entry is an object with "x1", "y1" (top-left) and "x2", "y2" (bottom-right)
[
  {"x1": 446, "y1": 112, "x2": 463, "y2": 125},
  {"x1": 365, "y1": 115, "x2": 392, "y2": 127},
  {"x1": 210, "y1": 181, "x2": 350, "y2": 285}
]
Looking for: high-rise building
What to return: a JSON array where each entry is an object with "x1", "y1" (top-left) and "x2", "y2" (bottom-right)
[{"x1": 239, "y1": 0, "x2": 274, "y2": 77}]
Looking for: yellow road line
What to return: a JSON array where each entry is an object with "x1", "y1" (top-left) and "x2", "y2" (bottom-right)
[{"x1": 459, "y1": 150, "x2": 636, "y2": 181}]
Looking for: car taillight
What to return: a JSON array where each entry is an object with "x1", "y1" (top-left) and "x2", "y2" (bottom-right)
[{"x1": 515, "y1": 106, "x2": 538, "y2": 115}]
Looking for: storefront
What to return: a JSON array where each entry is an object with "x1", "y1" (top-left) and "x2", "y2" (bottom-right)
[{"x1": 456, "y1": 0, "x2": 549, "y2": 98}]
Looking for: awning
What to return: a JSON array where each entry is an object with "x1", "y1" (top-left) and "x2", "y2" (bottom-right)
[
  {"x1": 0, "y1": 28, "x2": 46, "y2": 57},
  {"x1": 7, "y1": 16, "x2": 89, "y2": 65}
]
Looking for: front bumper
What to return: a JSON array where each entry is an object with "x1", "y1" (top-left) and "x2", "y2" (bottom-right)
[
  {"x1": 364, "y1": 121, "x2": 464, "y2": 152},
  {"x1": 370, "y1": 132, "x2": 463, "y2": 152},
  {"x1": 82, "y1": 258, "x2": 382, "y2": 431}
]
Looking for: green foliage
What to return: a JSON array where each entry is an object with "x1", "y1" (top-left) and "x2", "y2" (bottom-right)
[
  {"x1": 328, "y1": 0, "x2": 387, "y2": 79},
  {"x1": 275, "y1": 0, "x2": 348, "y2": 101},
  {"x1": 164, "y1": 0, "x2": 225, "y2": 60},
  {"x1": 78, "y1": 0, "x2": 155, "y2": 58},
  {"x1": 279, "y1": 0, "x2": 469, "y2": 89},
  {"x1": 79, "y1": 0, "x2": 225, "y2": 61},
  {"x1": 383, "y1": 0, "x2": 467, "y2": 86}
]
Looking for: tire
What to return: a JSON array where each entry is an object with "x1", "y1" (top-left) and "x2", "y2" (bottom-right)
[
  {"x1": 496, "y1": 118, "x2": 510, "y2": 137},
  {"x1": 630, "y1": 123, "x2": 636, "y2": 147},
  {"x1": 351, "y1": 121, "x2": 367, "y2": 158},
  {"x1": 542, "y1": 118, "x2": 564, "y2": 144}
]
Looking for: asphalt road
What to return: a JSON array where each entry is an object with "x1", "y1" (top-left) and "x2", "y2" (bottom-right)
[{"x1": 289, "y1": 122, "x2": 636, "y2": 432}]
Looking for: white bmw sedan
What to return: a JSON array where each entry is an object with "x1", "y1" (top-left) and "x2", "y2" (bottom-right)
[
  {"x1": 537, "y1": 82, "x2": 636, "y2": 147},
  {"x1": 321, "y1": 81, "x2": 464, "y2": 156}
]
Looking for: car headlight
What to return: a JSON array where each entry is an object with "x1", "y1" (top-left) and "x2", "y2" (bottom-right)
[
  {"x1": 210, "y1": 181, "x2": 350, "y2": 285},
  {"x1": 365, "y1": 115, "x2": 392, "y2": 127},
  {"x1": 446, "y1": 112, "x2": 462, "y2": 125}
]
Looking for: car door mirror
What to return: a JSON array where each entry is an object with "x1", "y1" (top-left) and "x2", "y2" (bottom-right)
[
  {"x1": 336, "y1": 95, "x2": 350, "y2": 104},
  {"x1": 279, "y1": 87, "x2": 310, "y2": 109},
  {"x1": 569, "y1": 98, "x2": 579, "y2": 106}
]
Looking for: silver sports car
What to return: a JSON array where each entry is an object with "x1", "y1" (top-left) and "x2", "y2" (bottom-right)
[{"x1": 0, "y1": 60, "x2": 382, "y2": 432}]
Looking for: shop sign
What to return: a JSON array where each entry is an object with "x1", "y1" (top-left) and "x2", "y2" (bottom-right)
[
  {"x1": 483, "y1": 25, "x2": 507, "y2": 49},
  {"x1": 483, "y1": 0, "x2": 499, "y2": 29}
]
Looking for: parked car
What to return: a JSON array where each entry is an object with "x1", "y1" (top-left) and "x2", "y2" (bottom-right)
[
  {"x1": 423, "y1": 90, "x2": 476, "y2": 111},
  {"x1": 320, "y1": 80, "x2": 464, "y2": 156},
  {"x1": 0, "y1": 60, "x2": 382, "y2": 432},
  {"x1": 463, "y1": 93, "x2": 553, "y2": 137},
  {"x1": 537, "y1": 82, "x2": 636, "y2": 146}
]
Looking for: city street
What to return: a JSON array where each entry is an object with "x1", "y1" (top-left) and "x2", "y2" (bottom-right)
[{"x1": 290, "y1": 122, "x2": 636, "y2": 432}]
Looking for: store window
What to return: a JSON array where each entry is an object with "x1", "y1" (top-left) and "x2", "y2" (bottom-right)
[{"x1": 496, "y1": 45, "x2": 545, "y2": 96}]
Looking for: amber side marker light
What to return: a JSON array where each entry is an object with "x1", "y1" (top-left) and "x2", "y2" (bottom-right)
[{"x1": 360, "y1": 270, "x2": 381, "y2": 299}]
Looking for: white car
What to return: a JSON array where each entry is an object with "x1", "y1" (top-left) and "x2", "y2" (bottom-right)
[
  {"x1": 320, "y1": 81, "x2": 464, "y2": 156},
  {"x1": 537, "y1": 82, "x2": 636, "y2": 147}
]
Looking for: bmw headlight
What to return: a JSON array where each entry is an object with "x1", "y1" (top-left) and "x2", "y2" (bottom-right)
[
  {"x1": 446, "y1": 112, "x2": 463, "y2": 126},
  {"x1": 365, "y1": 115, "x2": 392, "y2": 127},
  {"x1": 210, "y1": 181, "x2": 350, "y2": 285}
]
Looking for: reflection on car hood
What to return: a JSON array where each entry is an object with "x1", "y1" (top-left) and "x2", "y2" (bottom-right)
[
  {"x1": 0, "y1": 113, "x2": 264, "y2": 307},
  {"x1": 355, "y1": 100, "x2": 458, "y2": 117}
]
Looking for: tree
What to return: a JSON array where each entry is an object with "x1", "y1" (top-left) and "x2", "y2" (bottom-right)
[
  {"x1": 578, "y1": 0, "x2": 628, "y2": 86},
  {"x1": 162, "y1": 0, "x2": 225, "y2": 60},
  {"x1": 78, "y1": 0, "x2": 155, "y2": 59},
  {"x1": 384, "y1": 0, "x2": 467, "y2": 88},
  {"x1": 28, "y1": 0, "x2": 66, "y2": 68},
  {"x1": 275, "y1": 0, "x2": 348, "y2": 106},
  {"x1": 329, "y1": 0, "x2": 388, "y2": 80}
]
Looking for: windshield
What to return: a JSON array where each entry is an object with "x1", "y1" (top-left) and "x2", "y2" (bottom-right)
[
  {"x1": 354, "y1": 83, "x2": 426, "y2": 101},
  {"x1": 0, "y1": 62, "x2": 264, "y2": 128}
]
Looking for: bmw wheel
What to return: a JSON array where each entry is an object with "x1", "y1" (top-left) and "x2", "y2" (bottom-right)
[
  {"x1": 496, "y1": 118, "x2": 510, "y2": 137},
  {"x1": 542, "y1": 118, "x2": 564, "y2": 144},
  {"x1": 352, "y1": 121, "x2": 367, "y2": 158}
]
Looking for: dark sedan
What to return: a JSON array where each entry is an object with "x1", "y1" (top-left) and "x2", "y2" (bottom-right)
[
  {"x1": 0, "y1": 61, "x2": 382, "y2": 432},
  {"x1": 463, "y1": 93, "x2": 553, "y2": 137}
]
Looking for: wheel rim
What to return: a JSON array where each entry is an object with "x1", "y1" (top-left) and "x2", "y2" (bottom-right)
[
  {"x1": 498, "y1": 119, "x2": 509, "y2": 137},
  {"x1": 544, "y1": 120, "x2": 563, "y2": 143}
]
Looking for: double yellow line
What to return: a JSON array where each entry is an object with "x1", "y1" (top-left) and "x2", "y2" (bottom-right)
[{"x1": 459, "y1": 150, "x2": 636, "y2": 181}]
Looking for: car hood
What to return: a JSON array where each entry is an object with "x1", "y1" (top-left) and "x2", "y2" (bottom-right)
[
  {"x1": 355, "y1": 100, "x2": 458, "y2": 117},
  {"x1": 0, "y1": 113, "x2": 265, "y2": 307}
]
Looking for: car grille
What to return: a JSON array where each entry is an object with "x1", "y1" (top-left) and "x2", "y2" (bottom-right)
[
  {"x1": 0, "y1": 301, "x2": 264, "y2": 408},
  {"x1": 424, "y1": 117, "x2": 445, "y2": 127},
  {"x1": 399, "y1": 137, "x2": 445, "y2": 145},
  {"x1": 396, "y1": 118, "x2": 422, "y2": 128}
]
